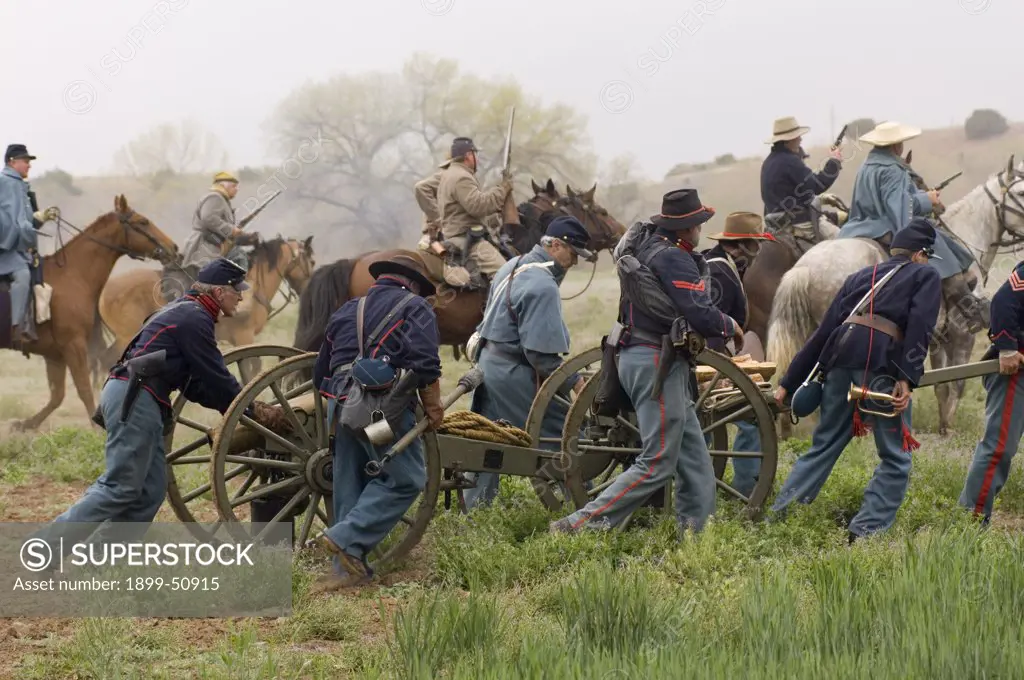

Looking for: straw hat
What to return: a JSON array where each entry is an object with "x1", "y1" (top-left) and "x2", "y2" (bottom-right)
[
  {"x1": 766, "y1": 116, "x2": 810, "y2": 144},
  {"x1": 706, "y1": 212, "x2": 776, "y2": 241},
  {"x1": 858, "y1": 121, "x2": 921, "y2": 147}
]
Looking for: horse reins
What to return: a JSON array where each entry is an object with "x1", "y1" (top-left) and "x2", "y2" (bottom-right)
[{"x1": 49, "y1": 212, "x2": 171, "y2": 268}]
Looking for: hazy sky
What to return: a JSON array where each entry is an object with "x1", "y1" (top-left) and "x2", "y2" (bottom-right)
[{"x1": 2, "y1": 0, "x2": 1015, "y2": 180}]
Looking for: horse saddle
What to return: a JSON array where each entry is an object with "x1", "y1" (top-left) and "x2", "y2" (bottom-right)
[
  {"x1": 416, "y1": 245, "x2": 485, "y2": 291},
  {"x1": 0, "y1": 257, "x2": 45, "y2": 351}
]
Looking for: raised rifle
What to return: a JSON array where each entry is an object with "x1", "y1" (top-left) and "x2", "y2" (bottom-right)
[
  {"x1": 221, "y1": 189, "x2": 282, "y2": 255},
  {"x1": 500, "y1": 106, "x2": 515, "y2": 181}
]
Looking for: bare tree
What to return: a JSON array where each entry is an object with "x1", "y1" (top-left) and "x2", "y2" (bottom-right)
[{"x1": 111, "y1": 119, "x2": 230, "y2": 187}]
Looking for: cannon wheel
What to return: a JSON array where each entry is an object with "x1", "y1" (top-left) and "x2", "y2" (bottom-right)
[
  {"x1": 559, "y1": 348, "x2": 779, "y2": 521},
  {"x1": 523, "y1": 347, "x2": 603, "y2": 510},
  {"x1": 164, "y1": 344, "x2": 307, "y2": 535},
  {"x1": 209, "y1": 353, "x2": 440, "y2": 573}
]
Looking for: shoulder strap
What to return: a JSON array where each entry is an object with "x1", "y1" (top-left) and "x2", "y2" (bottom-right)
[
  {"x1": 505, "y1": 259, "x2": 524, "y2": 324},
  {"x1": 360, "y1": 292, "x2": 419, "y2": 358},
  {"x1": 356, "y1": 297, "x2": 367, "y2": 357}
]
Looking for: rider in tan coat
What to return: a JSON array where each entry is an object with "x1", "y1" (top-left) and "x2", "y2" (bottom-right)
[
  {"x1": 414, "y1": 157, "x2": 450, "y2": 246},
  {"x1": 435, "y1": 137, "x2": 512, "y2": 280}
]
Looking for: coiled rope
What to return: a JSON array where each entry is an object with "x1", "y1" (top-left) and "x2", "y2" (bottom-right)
[{"x1": 438, "y1": 410, "x2": 532, "y2": 447}]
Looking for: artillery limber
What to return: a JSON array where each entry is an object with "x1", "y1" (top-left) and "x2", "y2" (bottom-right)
[{"x1": 161, "y1": 342, "x2": 786, "y2": 573}]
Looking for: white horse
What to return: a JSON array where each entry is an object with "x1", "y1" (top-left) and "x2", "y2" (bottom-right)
[{"x1": 767, "y1": 156, "x2": 1024, "y2": 436}]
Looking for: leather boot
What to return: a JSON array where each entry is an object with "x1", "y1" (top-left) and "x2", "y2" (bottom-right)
[
  {"x1": 418, "y1": 380, "x2": 444, "y2": 431},
  {"x1": 943, "y1": 273, "x2": 990, "y2": 334}
]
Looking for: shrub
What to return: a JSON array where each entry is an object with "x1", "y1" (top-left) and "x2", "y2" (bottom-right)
[{"x1": 965, "y1": 108, "x2": 1009, "y2": 140}]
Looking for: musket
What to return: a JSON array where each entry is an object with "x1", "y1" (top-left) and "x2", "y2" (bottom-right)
[
  {"x1": 500, "y1": 106, "x2": 515, "y2": 180},
  {"x1": 832, "y1": 124, "x2": 848, "y2": 151},
  {"x1": 934, "y1": 171, "x2": 963, "y2": 192},
  {"x1": 237, "y1": 189, "x2": 282, "y2": 229}
]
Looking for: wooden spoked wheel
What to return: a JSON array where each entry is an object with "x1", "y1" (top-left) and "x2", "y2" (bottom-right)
[
  {"x1": 559, "y1": 348, "x2": 779, "y2": 521},
  {"x1": 208, "y1": 353, "x2": 440, "y2": 573},
  {"x1": 523, "y1": 347, "x2": 603, "y2": 511},
  {"x1": 164, "y1": 344, "x2": 306, "y2": 539}
]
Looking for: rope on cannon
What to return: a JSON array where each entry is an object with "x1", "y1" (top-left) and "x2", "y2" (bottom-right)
[{"x1": 438, "y1": 410, "x2": 533, "y2": 447}]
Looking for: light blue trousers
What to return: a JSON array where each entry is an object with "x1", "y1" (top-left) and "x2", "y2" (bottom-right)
[
  {"x1": 770, "y1": 366, "x2": 912, "y2": 537},
  {"x1": 706, "y1": 421, "x2": 760, "y2": 498},
  {"x1": 562, "y1": 345, "x2": 716, "y2": 532},
  {"x1": 8, "y1": 265, "x2": 30, "y2": 327},
  {"x1": 959, "y1": 371, "x2": 1024, "y2": 520},
  {"x1": 326, "y1": 408, "x2": 425, "y2": 569}
]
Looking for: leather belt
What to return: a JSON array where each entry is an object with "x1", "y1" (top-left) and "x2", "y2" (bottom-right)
[
  {"x1": 847, "y1": 314, "x2": 903, "y2": 341},
  {"x1": 625, "y1": 326, "x2": 665, "y2": 346}
]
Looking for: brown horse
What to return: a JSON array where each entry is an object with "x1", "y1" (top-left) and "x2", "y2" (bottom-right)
[
  {"x1": 292, "y1": 181, "x2": 626, "y2": 360},
  {"x1": 4, "y1": 195, "x2": 178, "y2": 431},
  {"x1": 92, "y1": 235, "x2": 316, "y2": 385}
]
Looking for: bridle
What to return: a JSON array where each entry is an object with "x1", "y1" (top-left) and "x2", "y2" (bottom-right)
[
  {"x1": 982, "y1": 169, "x2": 1024, "y2": 249},
  {"x1": 49, "y1": 210, "x2": 172, "y2": 268},
  {"x1": 250, "y1": 240, "x2": 314, "y2": 320},
  {"x1": 555, "y1": 192, "x2": 622, "y2": 300}
]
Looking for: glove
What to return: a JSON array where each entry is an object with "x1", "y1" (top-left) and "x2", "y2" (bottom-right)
[
  {"x1": 250, "y1": 400, "x2": 291, "y2": 434},
  {"x1": 501, "y1": 177, "x2": 514, "y2": 196},
  {"x1": 418, "y1": 381, "x2": 444, "y2": 431},
  {"x1": 33, "y1": 206, "x2": 59, "y2": 223}
]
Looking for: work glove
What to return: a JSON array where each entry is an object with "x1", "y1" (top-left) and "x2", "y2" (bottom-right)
[
  {"x1": 250, "y1": 400, "x2": 291, "y2": 434},
  {"x1": 33, "y1": 206, "x2": 59, "y2": 223},
  {"x1": 418, "y1": 380, "x2": 444, "y2": 431}
]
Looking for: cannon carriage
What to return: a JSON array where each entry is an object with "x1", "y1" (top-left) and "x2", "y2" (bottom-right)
[{"x1": 161, "y1": 342, "x2": 784, "y2": 574}]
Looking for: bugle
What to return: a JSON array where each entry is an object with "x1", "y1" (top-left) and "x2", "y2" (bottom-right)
[{"x1": 847, "y1": 383, "x2": 898, "y2": 418}]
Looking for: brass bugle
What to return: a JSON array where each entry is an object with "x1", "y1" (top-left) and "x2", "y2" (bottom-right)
[{"x1": 847, "y1": 384, "x2": 898, "y2": 418}]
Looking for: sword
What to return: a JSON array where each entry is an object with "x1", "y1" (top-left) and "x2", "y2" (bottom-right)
[{"x1": 500, "y1": 106, "x2": 515, "y2": 180}]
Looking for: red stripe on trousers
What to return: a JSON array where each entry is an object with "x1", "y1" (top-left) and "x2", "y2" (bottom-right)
[
  {"x1": 975, "y1": 372, "x2": 1020, "y2": 514},
  {"x1": 572, "y1": 353, "x2": 666, "y2": 529}
]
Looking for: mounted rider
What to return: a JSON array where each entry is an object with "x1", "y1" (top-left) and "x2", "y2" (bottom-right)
[
  {"x1": 837, "y1": 121, "x2": 987, "y2": 331},
  {"x1": 772, "y1": 219, "x2": 942, "y2": 542},
  {"x1": 414, "y1": 155, "x2": 451, "y2": 249},
  {"x1": 462, "y1": 215, "x2": 593, "y2": 509},
  {"x1": 551, "y1": 189, "x2": 744, "y2": 535},
  {"x1": 0, "y1": 144, "x2": 58, "y2": 346},
  {"x1": 173, "y1": 172, "x2": 258, "y2": 296},
  {"x1": 435, "y1": 137, "x2": 514, "y2": 286},
  {"x1": 761, "y1": 116, "x2": 845, "y2": 246},
  {"x1": 701, "y1": 211, "x2": 775, "y2": 498}
]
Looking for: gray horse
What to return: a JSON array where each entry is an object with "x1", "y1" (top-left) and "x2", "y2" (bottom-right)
[{"x1": 767, "y1": 156, "x2": 1024, "y2": 436}]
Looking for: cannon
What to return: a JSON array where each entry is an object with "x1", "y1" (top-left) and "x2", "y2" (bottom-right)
[{"x1": 163, "y1": 343, "x2": 783, "y2": 573}]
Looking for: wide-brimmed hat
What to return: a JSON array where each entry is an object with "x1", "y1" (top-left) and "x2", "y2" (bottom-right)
[
  {"x1": 707, "y1": 211, "x2": 776, "y2": 242},
  {"x1": 859, "y1": 121, "x2": 921, "y2": 147},
  {"x1": 650, "y1": 189, "x2": 715, "y2": 231},
  {"x1": 4, "y1": 144, "x2": 36, "y2": 163},
  {"x1": 368, "y1": 254, "x2": 437, "y2": 297},
  {"x1": 766, "y1": 116, "x2": 811, "y2": 144}
]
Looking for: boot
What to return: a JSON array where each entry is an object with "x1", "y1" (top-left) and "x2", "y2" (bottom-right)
[
  {"x1": 418, "y1": 380, "x2": 444, "y2": 431},
  {"x1": 943, "y1": 273, "x2": 990, "y2": 334}
]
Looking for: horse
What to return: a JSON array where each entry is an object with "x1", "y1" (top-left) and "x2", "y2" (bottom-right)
[
  {"x1": 766, "y1": 156, "x2": 1024, "y2": 436},
  {"x1": 92, "y1": 235, "x2": 316, "y2": 385},
  {"x1": 292, "y1": 180, "x2": 627, "y2": 364},
  {"x1": 2, "y1": 194, "x2": 178, "y2": 431}
]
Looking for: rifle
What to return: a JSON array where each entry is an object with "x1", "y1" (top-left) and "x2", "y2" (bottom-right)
[{"x1": 221, "y1": 189, "x2": 282, "y2": 255}]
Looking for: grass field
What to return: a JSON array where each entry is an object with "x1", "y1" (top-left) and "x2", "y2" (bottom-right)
[{"x1": 1, "y1": 261, "x2": 1024, "y2": 679}]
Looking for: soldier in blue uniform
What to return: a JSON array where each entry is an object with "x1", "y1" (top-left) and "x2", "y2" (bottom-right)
[
  {"x1": 837, "y1": 121, "x2": 986, "y2": 331},
  {"x1": 314, "y1": 254, "x2": 443, "y2": 587},
  {"x1": 462, "y1": 215, "x2": 594, "y2": 509},
  {"x1": 702, "y1": 211, "x2": 775, "y2": 497},
  {"x1": 761, "y1": 116, "x2": 844, "y2": 229},
  {"x1": 551, "y1": 189, "x2": 744, "y2": 534},
  {"x1": 39, "y1": 258, "x2": 288, "y2": 551},
  {"x1": 958, "y1": 260, "x2": 1024, "y2": 523},
  {"x1": 771, "y1": 219, "x2": 943, "y2": 542}
]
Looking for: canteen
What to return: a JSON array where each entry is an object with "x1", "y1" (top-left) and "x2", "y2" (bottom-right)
[{"x1": 790, "y1": 380, "x2": 823, "y2": 418}]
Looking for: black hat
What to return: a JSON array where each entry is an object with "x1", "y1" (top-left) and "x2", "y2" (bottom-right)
[
  {"x1": 4, "y1": 144, "x2": 35, "y2": 163},
  {"x1": 891, "y1": 218, "x2": 941, "y2": 259},
  {"x1": 368, "y1": 254, "x2": 437, "y2": 297},
  {"x1": 546, "y1": 215, "x2": 596, "y2": 261},
  {"x1": 450, "y1": 137, "x2": 478, "y2": 159},
  {"x1": 650, "y1": 189, "x2": 715, "y2": 231},
  {"x1": 196, "y1": 258, "x2": 251, "y2": 290}
]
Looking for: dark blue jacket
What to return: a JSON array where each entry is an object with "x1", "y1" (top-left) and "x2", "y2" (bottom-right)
[
  {"x1": 702, "y1": 244, "x2": 747, "y2": 353},
  {"x1": 314, "y1": 278, "x2": 442, "y2": 393},
  {"x1": 780, "y1": 255, "x2": 941, "y2": 392},
  {"x1": 112, "y1": 293, "x2": 242, "y2": 415},
  {"x1": 620, "y1": 229, "x2": 737, "y2": 345},
  {"x1": 761, "y1": 145, "x2": 841, "y2": 221},
  {"x1": 984, "y1": 260, "x2": 1024, "y2": 359}
]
